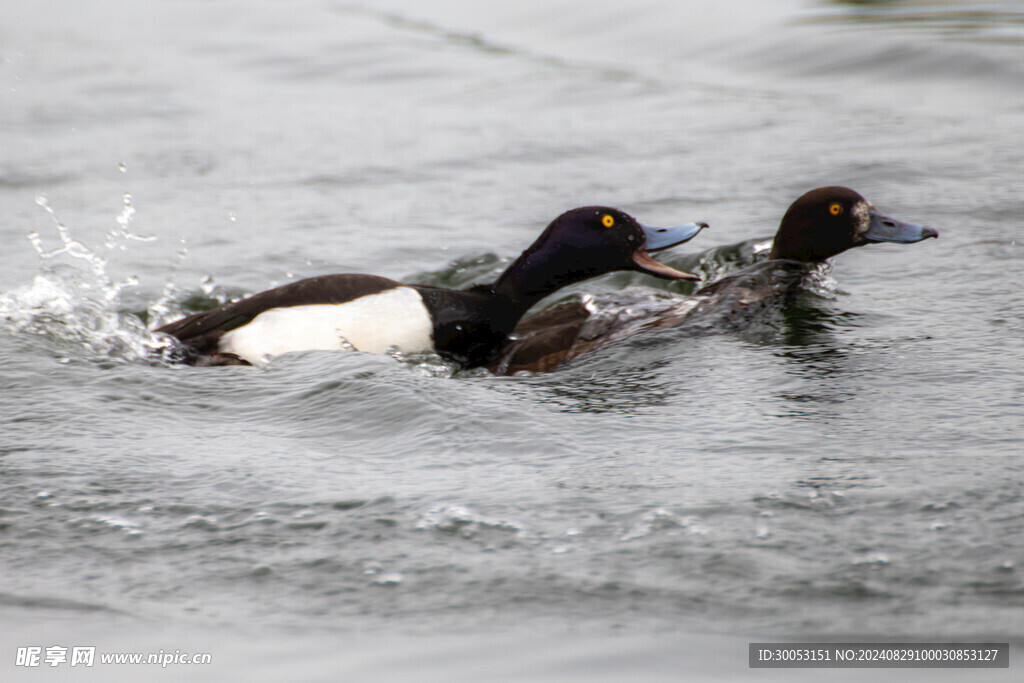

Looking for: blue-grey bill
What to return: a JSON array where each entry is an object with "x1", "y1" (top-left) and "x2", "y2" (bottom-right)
[
  {"x1": 641, "y1": 221, "x2": 709, "y2": 252},
  {"x1": 865, "y1": 210, "x2": 939, "y2": 243},
  {"x1": 632, "y1": 221, "x2": 707, "y2": 281}
]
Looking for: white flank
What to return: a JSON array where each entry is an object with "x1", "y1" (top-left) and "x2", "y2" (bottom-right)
[{"x1": 219, "y1": 286, "x2": 435, "y2": 364}]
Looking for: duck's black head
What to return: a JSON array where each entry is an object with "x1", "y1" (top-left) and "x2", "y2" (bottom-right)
[
  {"x1": 493, "y1": 206, "x2": 708, "y2": 310},
  {"x1": 769, "y1": 187, "x2": 938, "y2": 262}
]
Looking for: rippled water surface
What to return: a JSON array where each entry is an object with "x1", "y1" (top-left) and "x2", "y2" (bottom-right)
[{"x1": 1, "y1": 0, "x2": 1022, "y2": 680}]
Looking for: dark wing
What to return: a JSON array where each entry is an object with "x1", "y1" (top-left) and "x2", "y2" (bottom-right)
[
  {"x1": 489, "y1": 302, "x2": 591, "y2": 374},
  {"x1": 156, "y1": 274, "x2": 403, "y2": 353}
]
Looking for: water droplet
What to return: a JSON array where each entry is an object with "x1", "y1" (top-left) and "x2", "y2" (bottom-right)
[
  {"x1": 228, "y1": 212, "x2": 237, "y2": 223},
  {"x1": 200, "y1": 275, "x2": 216, "y2": 296},
  {"x1": 116, "y1": 193, "x2": 135, "y2": 229},
  {"x1": 373, "y1": 572, "x2": 403, "y2": 586},
  {"x1": 854, "y1": 551, "x2": 890, "y2": 566},
  {"x1": 118, "y1": 163, "x2": 127, "y2": 173}
]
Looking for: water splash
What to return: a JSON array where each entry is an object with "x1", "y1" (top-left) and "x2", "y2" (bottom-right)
[
  {"x1": 199, "y1": 274, "x2": 216, "y2": 296},
  {"x1": 619, "y1": 508, "x2": 708, "y2": 542},
  {"x1": 0, "y1": 195, "x2": 176, "y2": 362},
  {"x1": 386, "y1": 346, "x2": 463, "y2": 378},
  {"x1": 800, "y1": 261, "x2": 840, "y2": 299},
  {"x1": 415, "y1": 504, "x2": 523, "y2": 538},
  {"x1": 145, "y1": 237, "x2": 190, "y2": 330},
  {"x1": 30, "y1": 195, "x2": 110, "y2": 285},
  {"x1": 106, "y1": 192, "x2": 157, "y2": 251}
]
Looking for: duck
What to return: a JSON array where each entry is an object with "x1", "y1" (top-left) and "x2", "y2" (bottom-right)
[
  {"x1": 156, "y1": 207, "x2": 709, "y2": 368},
  {"x1": 491, "y1": 187, "x2": 938, "y2": 374}
]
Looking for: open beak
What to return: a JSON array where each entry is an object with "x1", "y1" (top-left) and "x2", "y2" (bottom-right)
[
  {"x1": 632, "y1": 221, "x2": 708, "y2": 281},
  {"x1": 865, "y1": 209, "x2": 938, "y2": 244}
]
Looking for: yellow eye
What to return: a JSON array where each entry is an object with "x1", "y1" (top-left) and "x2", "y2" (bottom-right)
[
  {"x1": 601, "y1": 214, "x2": 615, "y2": 228},
  {"x1": 829, "y1": 203, "x2": 843, "y2": 216}
]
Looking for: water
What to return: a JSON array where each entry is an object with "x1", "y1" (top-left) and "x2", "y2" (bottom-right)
[{"x1": 1, "y1": 0, "x2": 1022, "y2": 680}]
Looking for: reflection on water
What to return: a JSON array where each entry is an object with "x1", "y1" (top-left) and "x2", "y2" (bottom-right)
[
  {"x1": 770, "y1": 305, "x2": 865, "y2": 419},
  {"x1": 818, "y1": 0, "x2": 1024, "y2": 42},
  {"x1": 523, "y1": 357, "x2": 676, "y2": 414},
  {"x1": 775, "y1": 298, "x2": 865, "y2": 349}
]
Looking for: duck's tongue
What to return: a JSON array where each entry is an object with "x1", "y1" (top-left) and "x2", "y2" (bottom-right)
[{"x1": 631, "y1": 249, "x2": 700, "y2": 281}]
